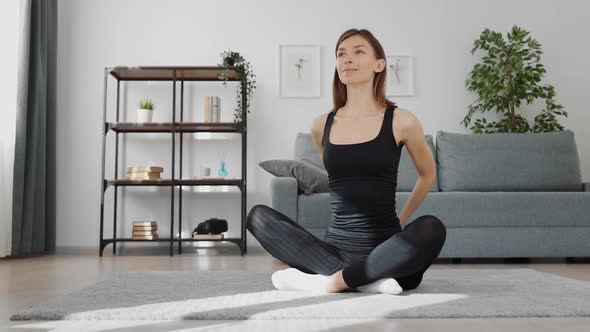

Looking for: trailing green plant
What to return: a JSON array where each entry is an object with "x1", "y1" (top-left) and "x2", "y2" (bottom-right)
[
  {"x1": 218, "y1": 49, "x2": 256, "y2": 132},
  {"x1": 462, "y1": 25, "x2": 567, "y2": 133},
  {"x1": 139, "y1": 99, "x2": 155, "y2": 111}
]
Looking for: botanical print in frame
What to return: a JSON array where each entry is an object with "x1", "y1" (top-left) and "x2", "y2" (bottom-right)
[
  {"x1": 386, "y1": 55, "x2": 414, "y2": 96},
  {"x1": 279, "y1": 44, "x2": 320, "y2": 98}
]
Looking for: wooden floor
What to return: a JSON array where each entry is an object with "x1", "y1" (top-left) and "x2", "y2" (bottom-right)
[{"x1": 1, "y1": 244, "x2": 589, "y2": 331}]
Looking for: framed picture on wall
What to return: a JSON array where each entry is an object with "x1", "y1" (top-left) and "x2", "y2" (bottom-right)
[
  {"x1": 279, "y1": 44, "x2": 320, "y2": 98},
  {"x1": 385, "y1": 55, "x2": 414, "y2": 96}
]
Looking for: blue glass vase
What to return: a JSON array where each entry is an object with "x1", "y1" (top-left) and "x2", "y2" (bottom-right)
[{"x1": 218, "y1": 161, "x2": 228, "y2": 177}]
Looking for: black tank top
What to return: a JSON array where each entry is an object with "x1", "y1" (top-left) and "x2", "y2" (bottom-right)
[{"x1": 321, "y1": 105, "x2": 403, "y2": 256}]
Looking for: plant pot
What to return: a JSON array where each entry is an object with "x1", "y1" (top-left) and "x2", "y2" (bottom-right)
[{"x1": 137, "y1": 108, "x2": 154, "y2": 123}]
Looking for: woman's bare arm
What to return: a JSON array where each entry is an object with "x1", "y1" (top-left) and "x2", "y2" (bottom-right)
[
  {"x1": 395, "y1": 109, "x2": 436, "y2": 227},
  {"x1": 310, "y1": 113, "x2": 329, "y2": 163}
]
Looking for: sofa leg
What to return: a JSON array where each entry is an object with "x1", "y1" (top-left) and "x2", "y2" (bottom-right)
[{"x1": 452, "y1": 258, "x2": 461, "y2": 264}]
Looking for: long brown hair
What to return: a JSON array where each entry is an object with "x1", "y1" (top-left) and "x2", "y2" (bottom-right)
[{"x1": 332, "y1": 29, "x2": 397, "y2": 112}]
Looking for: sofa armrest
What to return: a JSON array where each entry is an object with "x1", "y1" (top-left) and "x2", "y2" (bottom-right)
[
  {"x1": 270, "y1": 177, "x2": 298, "y2": 222},
  {"x1": 584, "y1": 182, "x2": 590, "y2": 192}
]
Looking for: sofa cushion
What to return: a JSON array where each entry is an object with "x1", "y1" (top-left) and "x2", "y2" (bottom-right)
[
  {"x1": 398, "y1": 135, "x2": 438, "y2": 192},
  {"x1": 259, "y1": 159, "x2": 328, "y2": 195},
  {"x1": 295, "y1": 132, "x2": 438, "y2": 192},
  {"x1": 436, "y1": 130, "x2": 582, "y2": 191},
  {"x1": 297, "y1": 191, "x2": 590, "y2": 229},
  {"x1": 395, "y1": 191, "x2": 590, "y2": 228},
  {"x1": 294, "y1": 132, "x2": 325, "y2": 170},
  {"x1": 270, "y1": 177, "x2": 298, "y2": 222},
  {"x1": 439, "y1": 227, "x2": 590, "y2": 258},
  {"x1": 297, "y1": 193, "x2": 332, "y2": 228}
]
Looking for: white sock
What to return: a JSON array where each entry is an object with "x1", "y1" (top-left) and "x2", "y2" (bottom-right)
[
  {"x1": 356, "y1": 278, "x2": 403, "y2": 295},
  {"x1": 271, "y1": 267, "x2": 330, "y2": 293}
]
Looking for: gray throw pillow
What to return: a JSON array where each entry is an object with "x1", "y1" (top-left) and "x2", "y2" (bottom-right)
[{"x1": 259, "y1": 159, "x2": 329, "y2": 195}]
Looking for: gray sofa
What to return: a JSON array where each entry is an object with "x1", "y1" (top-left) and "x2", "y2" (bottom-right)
[{"x1": 271, "y1": 130, "x2": 590, "y2": 259}]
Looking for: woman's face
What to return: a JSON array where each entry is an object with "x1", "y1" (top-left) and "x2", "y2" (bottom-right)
[{"x1": 336, "y1": 35, "x2": 384, "y2": 85}]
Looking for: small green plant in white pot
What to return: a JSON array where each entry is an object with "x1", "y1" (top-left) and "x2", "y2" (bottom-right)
[{"x1": 137, "y1": 99, "x2": 155, "y2": 123}]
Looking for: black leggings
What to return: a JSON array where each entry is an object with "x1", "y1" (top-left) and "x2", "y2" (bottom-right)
[{"x1": 246, "y1": 204, "x2": 447, "y2": 290}]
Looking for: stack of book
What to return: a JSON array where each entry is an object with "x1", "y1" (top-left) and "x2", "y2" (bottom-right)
[
  {"x1": 127, "y1": 166, "x2": 163, "y2": 180},
  {"x1": 204, "y1": 96, "x2": 221, "y2": 122},
  {"x1": 132, "y1": 221, "x2": 158, "y2": 240},
  {"x1": 193, "y1": 233, "x2": 224, "y2": 240}
]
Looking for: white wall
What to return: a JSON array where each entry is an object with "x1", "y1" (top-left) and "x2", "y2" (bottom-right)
[
  {"x1": 56, "y1": 0, "x2": 590, "y2": 248},
  {"x1": 0, "y1": 0, "x2": 20, "y2": 256}
]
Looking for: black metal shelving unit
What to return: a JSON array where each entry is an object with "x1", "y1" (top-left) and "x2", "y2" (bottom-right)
[{"x1": 99, "y1": 66, "x2": 247, "y2": 257}]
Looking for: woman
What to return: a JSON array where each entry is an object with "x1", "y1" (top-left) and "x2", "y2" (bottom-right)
[{"x1": 246, "y1": 28, "x2": 446, "y2": 294}]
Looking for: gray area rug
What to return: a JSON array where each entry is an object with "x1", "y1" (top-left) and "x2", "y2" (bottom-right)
[{"x1": 11, "y1": 268, "x2": 590, "y2": 320}]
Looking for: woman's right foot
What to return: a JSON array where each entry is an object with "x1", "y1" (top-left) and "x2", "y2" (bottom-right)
[
  {"x1": 271, "y1": 269, "x2": 289, "y2": 290},
  {"x1": 356, "y1": 278, "x2": 403, "y2": 295},
  {"x1": 271, "y1": 268, "x2": 330, "y2": 293}
]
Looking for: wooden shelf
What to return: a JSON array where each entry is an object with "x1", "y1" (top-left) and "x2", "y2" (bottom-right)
[
  {"x1": 108, "y1": 66, "x2": 242, "y2": 81},
  {"x1": 105, "y1": 178, "x2": 243, "y2": 187},
  {"x1": 177, "y1": 178, "x2": 242, "y2": 186},
  {"x1": 103, "y1": 237, "x2": 239, "y2": 242},
  {"x1": 100, "y1": 65, "x2": 248, "y2": 257},
  {"x1": 106, "y1": 179, "x2": 172, "y2": 186},
  {"x1": 108, "y1": 122, "x2": 241, "y2": 133}
]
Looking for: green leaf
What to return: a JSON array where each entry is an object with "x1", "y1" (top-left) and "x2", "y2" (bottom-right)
[{"x1": 465, "y1": 25, "x2": 566, "y2": 133}]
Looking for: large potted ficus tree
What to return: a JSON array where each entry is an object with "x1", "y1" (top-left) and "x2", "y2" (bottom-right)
[
  {"x1": 462, "y1": 25, "x2": 568, "y2": 133},
  {"x1": 217, "y1": 49, "x2": 256, "y2": 132}
]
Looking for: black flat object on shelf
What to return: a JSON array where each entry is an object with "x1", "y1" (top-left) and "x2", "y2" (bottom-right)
[{"x1": 193, "y1": 218, "x2": 228, "y2": 235}]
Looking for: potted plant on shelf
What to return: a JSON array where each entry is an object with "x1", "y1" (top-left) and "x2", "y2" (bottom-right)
[
  {"x1": 137, "y1": 99, "x2": 155, "y2": 123},
  {"x1": 462, "y1": 25, "x2": 567, "y2": 133},
  {"x1": 218, "y1": 49, "x2": 257, "y2": 132}
]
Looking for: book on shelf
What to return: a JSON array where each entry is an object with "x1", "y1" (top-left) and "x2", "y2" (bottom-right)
[
  {"x1": 132, "y1": 230, "x2": 158, "y2": 236},
  {"x1": 193, "y1": 233, "x2": 224, "y2": 240},
  {"x1": 133, "y1": 225, "x2": 158, "y2": 231},
  {"x1": 133, "y1": 221, "x2": 157, "y2": 226},
  {"x1": 132, "y1": 234, "x2": 159, "y2": 240},
  {"x1": 127, "y1": 172, "x2": 162, "y2": 180},
  {"x1": 212, "y1": 96, "x2": 220, "y2": 122},
  {"x1": 127, "y1": 166, "x2": 164, "y2": 173},
  {"x1": 127, "y1": 171, "x2": 161, "y2": 176},
  {"x1": 204, "y1": 96, "x2": 209, "y2": 122},
  {"x1": 204, "y1": 96, "x2": 220, "y2": 122}
]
